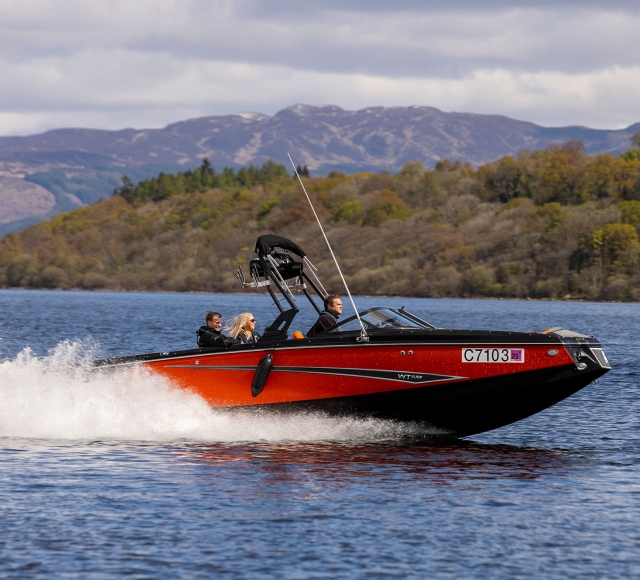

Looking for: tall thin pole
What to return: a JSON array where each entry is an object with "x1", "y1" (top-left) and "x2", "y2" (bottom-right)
[{"x1": 288, "y1": 154, "x2": 368, "y2": 341}]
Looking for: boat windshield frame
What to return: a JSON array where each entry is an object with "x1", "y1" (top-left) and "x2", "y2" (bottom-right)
[{"x1": 319, "y1": 307, "x2": 435, "y2": 334}]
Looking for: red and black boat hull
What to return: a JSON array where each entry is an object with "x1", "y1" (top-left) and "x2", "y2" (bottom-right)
[
  {"x1": 260, "y1": 360, "x2": 605, "y2": 437},
  {"x1": 96, "y1": 329, "x2": 610, "y2": 437}
]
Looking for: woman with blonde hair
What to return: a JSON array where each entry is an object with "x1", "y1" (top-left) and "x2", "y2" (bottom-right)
[{"x1": 226, "y1": 312, "x2": 260, "y2": 344}]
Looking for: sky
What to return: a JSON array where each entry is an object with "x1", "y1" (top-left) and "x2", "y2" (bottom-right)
[{"x1": 1, "y1": 0, "x2": 639, "y2": 136}]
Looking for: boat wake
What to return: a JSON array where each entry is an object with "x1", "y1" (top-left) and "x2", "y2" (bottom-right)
[{"x1": 0, "y1": 340, "x2": 439, "y2": 443}]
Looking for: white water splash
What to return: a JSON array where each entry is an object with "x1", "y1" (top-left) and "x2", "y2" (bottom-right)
[{"x1": 0, "y1": 341, "x2": 430, "y2": 442}]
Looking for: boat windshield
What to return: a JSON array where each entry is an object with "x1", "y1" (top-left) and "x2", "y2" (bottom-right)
[{"x1": 329, "y1": 307, "x2": 434, "y2": 332}]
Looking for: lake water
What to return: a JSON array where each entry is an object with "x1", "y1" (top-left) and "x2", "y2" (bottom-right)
[{"x1": 0, "y1": 289, "x2": 638, "y2": 578}]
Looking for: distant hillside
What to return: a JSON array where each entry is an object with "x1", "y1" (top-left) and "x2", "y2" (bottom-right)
[
  {"x1": 0, "y1": 104, "x2": 638, "y2": 234},
  {"x1": 2, "y1": 145, "x2": 640, "y2": 301}
]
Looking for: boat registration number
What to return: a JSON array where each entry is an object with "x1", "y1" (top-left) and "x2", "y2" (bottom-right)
[{"x1": 462, "y1": 348, "x2": 524, "y2": 363}]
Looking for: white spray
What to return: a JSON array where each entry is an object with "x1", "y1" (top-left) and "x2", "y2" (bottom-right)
[{"x1": 0, "y1": 340, "x2": 433, "y2": 442}]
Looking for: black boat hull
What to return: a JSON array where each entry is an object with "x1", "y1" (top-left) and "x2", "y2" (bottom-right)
[{"x1": 248, "y1": 361, "x2": 606, "y2": 437}]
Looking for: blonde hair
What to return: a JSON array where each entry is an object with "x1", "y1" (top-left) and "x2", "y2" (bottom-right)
[{"x1": 225, "y1": 312, "x2": 255, "y2": 340}]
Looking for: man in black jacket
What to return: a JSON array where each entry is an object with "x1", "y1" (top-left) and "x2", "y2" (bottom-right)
[
  {"x1": 196, "y1": 311, "x2": 237, "y2": 348},
  {"x1": 307, "y1": 295, "x2": 343, "y2": 337}
]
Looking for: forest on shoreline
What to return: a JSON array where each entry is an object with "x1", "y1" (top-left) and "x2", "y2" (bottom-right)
[{"x1": 2, "y1": 136, "x2": 640, "y2": 301}]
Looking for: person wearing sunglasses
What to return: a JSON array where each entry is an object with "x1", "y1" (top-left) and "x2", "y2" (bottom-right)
[{"x1": 226, "y1": 312, "x2": 260, "y2": 344}]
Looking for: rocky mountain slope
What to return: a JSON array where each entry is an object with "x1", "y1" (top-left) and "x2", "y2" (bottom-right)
[
  {"x1": 0, "y1": 177, "x2": 57, "y2": 224},
  {"x1": 0, "y1": 104, "x2": 638, "y2": 234}
]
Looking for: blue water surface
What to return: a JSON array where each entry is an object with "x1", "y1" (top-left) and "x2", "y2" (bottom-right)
[{"x1": 0, "y1": 289, "x2": 638, "y2": 579}]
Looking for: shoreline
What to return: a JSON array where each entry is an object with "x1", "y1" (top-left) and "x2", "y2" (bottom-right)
[{"x1": 0, "y1": 286, "x2": 635, "y2": 304}]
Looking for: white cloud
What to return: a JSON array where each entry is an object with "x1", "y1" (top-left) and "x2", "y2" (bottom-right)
[{"x1": 0, "y1": 0, "x2": 638, "y2": 135}]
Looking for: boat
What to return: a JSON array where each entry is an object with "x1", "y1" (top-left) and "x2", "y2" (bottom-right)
[{"x1": 94, "y1": 234, "x2": 611, "y2": 437}]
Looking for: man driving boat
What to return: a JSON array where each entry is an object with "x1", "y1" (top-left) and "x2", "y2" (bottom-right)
[{"x1": 307, "y1": 294, "x2": 343, "y2": 337}]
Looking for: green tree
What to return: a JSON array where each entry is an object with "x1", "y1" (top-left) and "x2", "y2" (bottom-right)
[
  {"x1": 533, "y1": 142, "x2": 586, "y2": 205},
  {"x1": 591, "y1": 223, "x2": 638, "y2": 264},
  {"x1": 114, "y1": 175, "x2": 134, "y2": 202},
  {"x1": 463, "y1": 265, "x2": 498, "y2": 296},
  {"x1": 578, "y1": 154, "x2": 618, "y2": 201},
  {"x1": 621, "y1": 132, "x2": 640, "y2": 161},
  {"x1": 399, "y1": 161, "x2": 426, "y2": 177},
  {"x1": 535, "y1": 202, "x2": 567, "y2": 230},
  {"x1": 294, "y1": 164, "x2": 310, "y2": 177},
  {"x1": 201, "y1": 158, "x2": 213, "y2": 174},
  {"x1": 620, "y1": 201, "x2": 640, "y2": 224},
  {"x1": 363, "y1": 190, "x2": 412, "y2": 226},
  {"x1": 478, "y1": 155, "x2": 532, "y2": 203}
]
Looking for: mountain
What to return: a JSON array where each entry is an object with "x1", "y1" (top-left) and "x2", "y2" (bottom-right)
[{"x1": 0, "y1": 104, "x2": 638, "y2": 234}]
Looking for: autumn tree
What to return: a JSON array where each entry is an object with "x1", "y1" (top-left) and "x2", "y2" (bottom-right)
[{"x1": 591, "y1": 223, "x2": 638, "y2": 268}]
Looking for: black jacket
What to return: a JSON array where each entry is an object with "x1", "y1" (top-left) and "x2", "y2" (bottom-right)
[
  {"x1": 307, "y1": 311, "x2": 338, "y2": 337},
  {"x1": 237, "y1": 330, "x2": 261, "y2": 344},
  {"x1": 196, "y1": 326, "x2": 239, "y2": 348}
]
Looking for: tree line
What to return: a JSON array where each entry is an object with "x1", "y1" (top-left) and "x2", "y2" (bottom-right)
[
  {"x1": 115, "y1": 159, "x2": 291, "y2": 204},
  {"x1": 1, "y1": 135, "x2": 640, "y2": 301}
]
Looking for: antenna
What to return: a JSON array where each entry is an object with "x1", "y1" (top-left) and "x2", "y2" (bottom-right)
[{"x1": 288, "y1": 153, "x2": 368, "y2": 342}]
